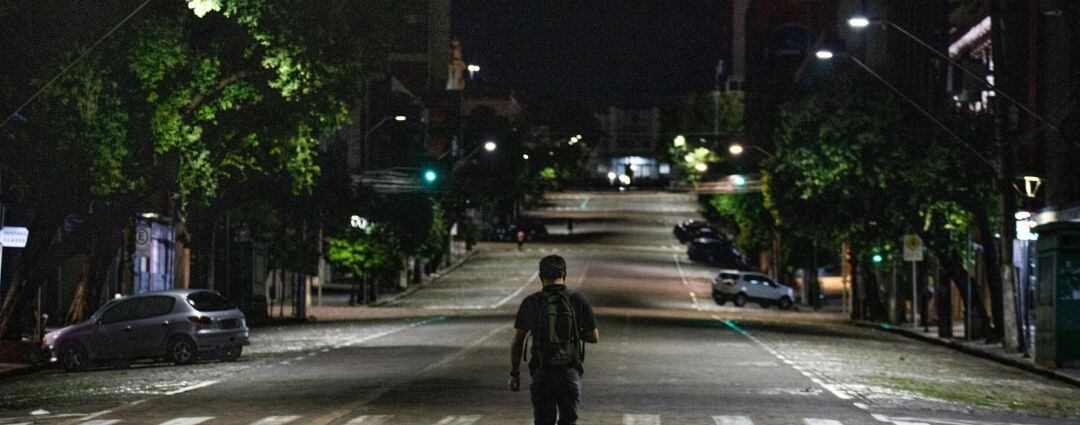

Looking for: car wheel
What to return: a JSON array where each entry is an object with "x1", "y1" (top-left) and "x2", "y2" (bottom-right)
[
  {"x1": 778, "y1": 296, "x2": 793, "y2": 310},
  {"x1": 733, "y1": 293, "x2": 747, "y2": 307},
  {"x1": 713, "y1": 292, "x2": 726, "y2": 305},
  {"x1": 168, "y1": 336, "x2": 197, "y2": 365},
  {"x1": 59, "y1": 342, "x2": 91, "y2": 372},
  {"x1": 220, "y1": 346, "x2": 242, "y2": 362}
]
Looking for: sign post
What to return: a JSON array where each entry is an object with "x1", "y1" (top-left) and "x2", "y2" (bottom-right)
[
  {"x1": 0, "y1": 226, "x2": 30, "y2": 292},
  {"x1": 903, "y1": 234, "x2": 925, "y2": 326}
]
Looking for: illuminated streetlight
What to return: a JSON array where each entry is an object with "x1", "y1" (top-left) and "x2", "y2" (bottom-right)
[
  {"x1": 848, "y1": 16, "x2": 871, "y2": 28},
  {"x1": 522, "y1": 154, "x2": 529, "y2": 160},
  {"x1": 694, "y1": 163, "x2": 708, "y2": 172},
  {"x1": 575, "y1": 134, "x2": 582, "y2": 139},
  {"x1": 394, "y1": 115, "x2": 407, "y2": 122},
  {"x1": 815, "y1": 49, "x2": 835, "y2": 60},
  {"x1": 467, "y1": 64, "x2": 481, "y2": 72},
  {"x1": 484, "y1": 141, "x2": 498, "y2": 152},
  {"x1": 728, "y1": 144, "x2": 745, "y2": 156},
  {"x1": 673, "y1": 135, "x2": 686, "y2": 147}
]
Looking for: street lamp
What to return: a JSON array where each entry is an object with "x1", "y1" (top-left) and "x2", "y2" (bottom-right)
[
  {"x1": 728, "y1": 142, "x2": 774, "y2": 158},
  {"x1": 522, "y1": 154, "x2": 529, "y2": 160},
  {"x1": 394, "y1": 115, "x2": 407, "y2": 122},
  {"x1": 728, "y1": 144, "x2": 745, "y2": 156},
  {"x1": 484, "y1": 141, "x2": 497, "y2": 152},
  {"x1": 468, "y1": 64, "x2": 480, "y2": 79},
  {"x1": 847, "y1": 16, "x2": 871, "y2": 28},
  {"x1": 673, "y1": 135, "x2": 686, "y2": 147},
  {"x1": 815, "y1": 49, "x2": 835, "y2": 60},
  {"x1": 694, "y1": 163, "x2": 708, "y2": 172}
]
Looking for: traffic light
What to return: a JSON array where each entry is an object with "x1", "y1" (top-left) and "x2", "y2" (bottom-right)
[
  {"x1": 731, "y1": 175, "x2": 746, "y2": 187},
  {"x1": 423, "y1": 169, "x2": 438, "y2": 183},
  {"x1": 872, "y1": 254, "x2": 883, "y2": 264}
]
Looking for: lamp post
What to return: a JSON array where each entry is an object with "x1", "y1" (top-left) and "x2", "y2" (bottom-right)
[{"x1": 727, "y1": 143, "x2": 774, "y2": 159}]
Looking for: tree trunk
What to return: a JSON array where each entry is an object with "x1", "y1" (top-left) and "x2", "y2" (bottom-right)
[
  {"x1": 64, "y1": 214, "x2": 124, "y2": 325},
  {"x1": 186, "y1": 209, "x2": 218, "y2": 290},
  {"x1": 974, "y1": 210, "x2": 1004, "y2": 342},
  {"x1": 0, "y1": 210, "x2": 65, "y2": 340}
]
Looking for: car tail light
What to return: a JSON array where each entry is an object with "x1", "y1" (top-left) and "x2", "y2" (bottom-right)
[{"x1": 187, "y1": 316, "x2": 213, "y2": 326}]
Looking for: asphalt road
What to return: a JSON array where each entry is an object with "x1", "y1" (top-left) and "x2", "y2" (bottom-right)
[{"x1": 3, "y1": 191, "x2": 1079, "y2": 425}]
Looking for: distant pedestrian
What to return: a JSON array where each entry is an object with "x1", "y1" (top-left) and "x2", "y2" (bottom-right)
[
  {"x1": 516, "y1": 229, "x2": 526, "y2": 251},
  {"x1": 566, "y1": 218, "x2": 574, "y2": 235},
  {"x1": 510, "y1": 255, "x2": 599, "y2": 425}
]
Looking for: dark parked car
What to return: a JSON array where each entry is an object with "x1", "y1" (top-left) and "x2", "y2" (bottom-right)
[
  {"x1": 492, "y1": 220, "x2": 549, "y2": 242},
  {"x1": 673, "y1": 220, "x2": 711, "y2": 243},
  {"x1": 43, "y1": 290, "x2": 249, "y2": 371},
  {"x1": 687, "y1": 237, "x2": 750, "y2": 269}
]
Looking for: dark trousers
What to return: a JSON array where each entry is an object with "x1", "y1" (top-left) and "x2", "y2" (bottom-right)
[{"x1": 530, "y1": 367, "x2": 581, "y2": 425}]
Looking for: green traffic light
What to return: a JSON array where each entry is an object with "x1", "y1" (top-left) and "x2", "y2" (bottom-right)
[
  {"x1": 872, "y1": 254, "x2": 883, "y2": 263},
  {"x1": 424, "y1": 170, "x2": 437, "y2": 183}
]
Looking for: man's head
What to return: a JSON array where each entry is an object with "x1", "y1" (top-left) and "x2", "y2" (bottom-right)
[{"x1": 538, "y1": 255, "x2": 567, "y2": 285}]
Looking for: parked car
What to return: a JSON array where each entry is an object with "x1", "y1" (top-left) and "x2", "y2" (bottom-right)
[
  {"x1": 673, "y1": 220, "x2": 711, "y2": 243},
  {"x1": 686, "y1": 237, "x2": 748, "y2": 269},
  {"x1": 492, "y1": 220, "x2": 549, "y2": 242},
  {"x1": 43, "y1": 290, "x2": 249, "y2": 371},
  {"x1": 712, "y1": 270, "x2": 795, "y2": 309}
]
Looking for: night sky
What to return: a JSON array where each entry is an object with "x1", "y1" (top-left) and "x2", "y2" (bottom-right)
[{"x1": 452, "y1": 1, "x2": 728, "y2": 107}]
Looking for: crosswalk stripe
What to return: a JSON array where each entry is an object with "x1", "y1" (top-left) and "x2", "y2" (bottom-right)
[
  {"x1": 158, "y1": 418, "x2": 214, "y2": 425},
  {"x1": 344, "y1": 416, "x2": 393, "y2": 425},
  {"x1": 624, "y1": 414, "x2": 661, "y2": 425},
  {"x1": 804, "y1": 420, "x2": 843, "y2": 425},
  {"x1": 713, "y1": 416, "x2": 753, "y2": 425},
  {"x1": 249, "y1": 416, "x2": 301, "y2": 425},
  {"x1": 433, "y1": 416, "x2": 481, "y2": 425},
  {"x1": 81, "y1": 421, "x2": 121, "y2": 425}
]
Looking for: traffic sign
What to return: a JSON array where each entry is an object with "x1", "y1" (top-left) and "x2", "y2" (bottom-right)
[
  {"x1": 903, "y1": 234, "x2": 924, "y2": 262},
  {"x1": 0, "y1": 227, "x2": 28, "y2": 248}
]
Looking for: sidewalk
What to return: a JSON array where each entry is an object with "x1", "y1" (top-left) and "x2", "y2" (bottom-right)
[{"x1": 856, "y1": 321, "x2": 1080, "y2": 388}]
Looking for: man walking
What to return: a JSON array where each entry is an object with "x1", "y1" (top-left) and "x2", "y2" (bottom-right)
[{"x1": 510, "y1": 255, "x2": 599, "y2": 425}]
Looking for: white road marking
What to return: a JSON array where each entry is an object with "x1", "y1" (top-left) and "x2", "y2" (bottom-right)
[
  {"x1": 344, "y1": 416, "x2": 393, "y2": 425},
  {"x1": 673, "y1": 254, "x2": 701, "y2": 310},
  {"x1": 804, "y1": 419, "x2": 843, "y2": 425},
  {"x1": 624, "y1": 414, "x2": 661, "y2": 425},
  {"x1": 158, "y1": 418, "x2": 214, "y2": 425},
  {"x1": 580, "y1": 197, "x2": 591, "y2": 209},
  {"x1": 853, "y1": 402, "x2": 869, "y2": 410},
  {"x1": 715, "y1": 316, "x2": 853, "y2": 401},
  {"x1": 713, "y1": 416, "x2": 754, "y2": 425},
  {"x1": 249, "y1": 416, "x2": 301, "y2": 425},
  {"x1": 75, "y1": 410, "x2": 113, "y2": 422},
  {"x1": 79, "y1": 421, "x2": 121, "y2": 425},
  {"x1": 492, "y1": 272, "x2": 539, "y2": 308},
  {"x1": 163, "y1": 380, "x2": 219, "y2": 395},
  {"x1": 433, "y1": 415, "x2": 481, "y2": 425},
  {"x1": 871, "y1": 414, "x2": 1033, "y2": 425}
]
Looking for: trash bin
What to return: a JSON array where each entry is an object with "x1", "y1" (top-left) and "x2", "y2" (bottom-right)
[{"x1": 1034, "y1": 221, "x2": 1080, "y2": 368}]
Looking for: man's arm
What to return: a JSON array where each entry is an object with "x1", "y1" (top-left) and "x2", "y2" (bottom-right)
[
  {"x1": 582, "y1": 328, "x2": 599, "y2": 344},
  {"x1": 509, "y1": 328, "x2": 527, "y2": 391}
]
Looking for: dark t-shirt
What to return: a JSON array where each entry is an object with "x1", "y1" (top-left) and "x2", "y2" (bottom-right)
[{"x1": 514, "y1": 284, "x2": 597, "y2": 375}]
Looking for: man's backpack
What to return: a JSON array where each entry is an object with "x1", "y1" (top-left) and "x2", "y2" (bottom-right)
[{"x1": 526, "y1": 288, "x2": 584, "y2": 368}]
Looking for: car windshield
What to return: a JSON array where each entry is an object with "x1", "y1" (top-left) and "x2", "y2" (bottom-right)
[{"x1": 186, "y1": 292, "x2": 236, "y2": 312}]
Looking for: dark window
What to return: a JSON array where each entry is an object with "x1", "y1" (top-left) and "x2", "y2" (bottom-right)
[
  {"x1": 100, "y1": 299, "x2": 139, "y2": 324},
  {"x1": 186, "y1": 292, "x2": 236, "y2": 312},
  {"x1": 135, "y1": 296, "x2": 176, "y2": 320}
]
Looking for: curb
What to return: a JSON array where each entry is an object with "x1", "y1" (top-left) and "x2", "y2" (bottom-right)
[
  {"x1": 853, "y1": 320, "x2": 1080, "y2": 388},
  {"x1": 371, "y1": 250, "x2": 480, "y2": 307},
  {"x1": 0, "y1": 363, "x2": 45, "y2": 381}
]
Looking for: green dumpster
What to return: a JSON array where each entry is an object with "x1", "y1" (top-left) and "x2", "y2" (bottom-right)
[{"x1": 1034, "y1": 221, "x2": 1080, "y2": 368}]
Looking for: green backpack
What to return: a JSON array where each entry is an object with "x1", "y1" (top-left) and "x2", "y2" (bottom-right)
[{"x1": 527, "y1": 289, "x2": 584, "y2": 368}]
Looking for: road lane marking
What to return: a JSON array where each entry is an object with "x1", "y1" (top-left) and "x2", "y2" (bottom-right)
[
  {"x1": 623, "y1": 414, "x2": 661, "y2": 425},
  {"x1": 870, "y1": 414, "x2": 1033, "y2": 425},
  {"x1": 713, "y1": 416, "x2": 753, "y2": 425},
  {"x1": 434, "y1": 416, "x2": 481, "y2": 425},
  {"x1": 492, "y1": 272, "x2": 539, "y2": 308},
  {"x1": 249, "y1": 416, "x2": 301, "y2": 425},
  {"x1": 580, "y1": 197, "x2": 590, "y2": 209},
  {"x1": 715, "y1": 317, "x2": 854, "y2": 401},
  {"x1": 344, "y1": 416, "x2": 393, "y2": 425},
  {"x1": 80, "y1": 421, "x2": 121, "y2": 425},
  {"x1": 673, "y1": 253, "x2": 701, "y2": 310},
  {"x1": 804, "y1": 420, "x2": 843, "y2": 425},
  {"x1": 158, "y1": 418, "x2": 214, "y2": 425},
  {"x1": 163, "y1": 380, "x2": 219, "y2": 395},
  {"x1": 307, "y1": 323, "x2": 508, "y2": 425}
]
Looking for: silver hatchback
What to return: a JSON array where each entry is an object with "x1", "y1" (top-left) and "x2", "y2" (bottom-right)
[
  {"x1": 712, "y1": 270, "x2": 795, "y2": 309},
  {"x1": 43, "y1": 289, "x2": 249, "y2": 371}
]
